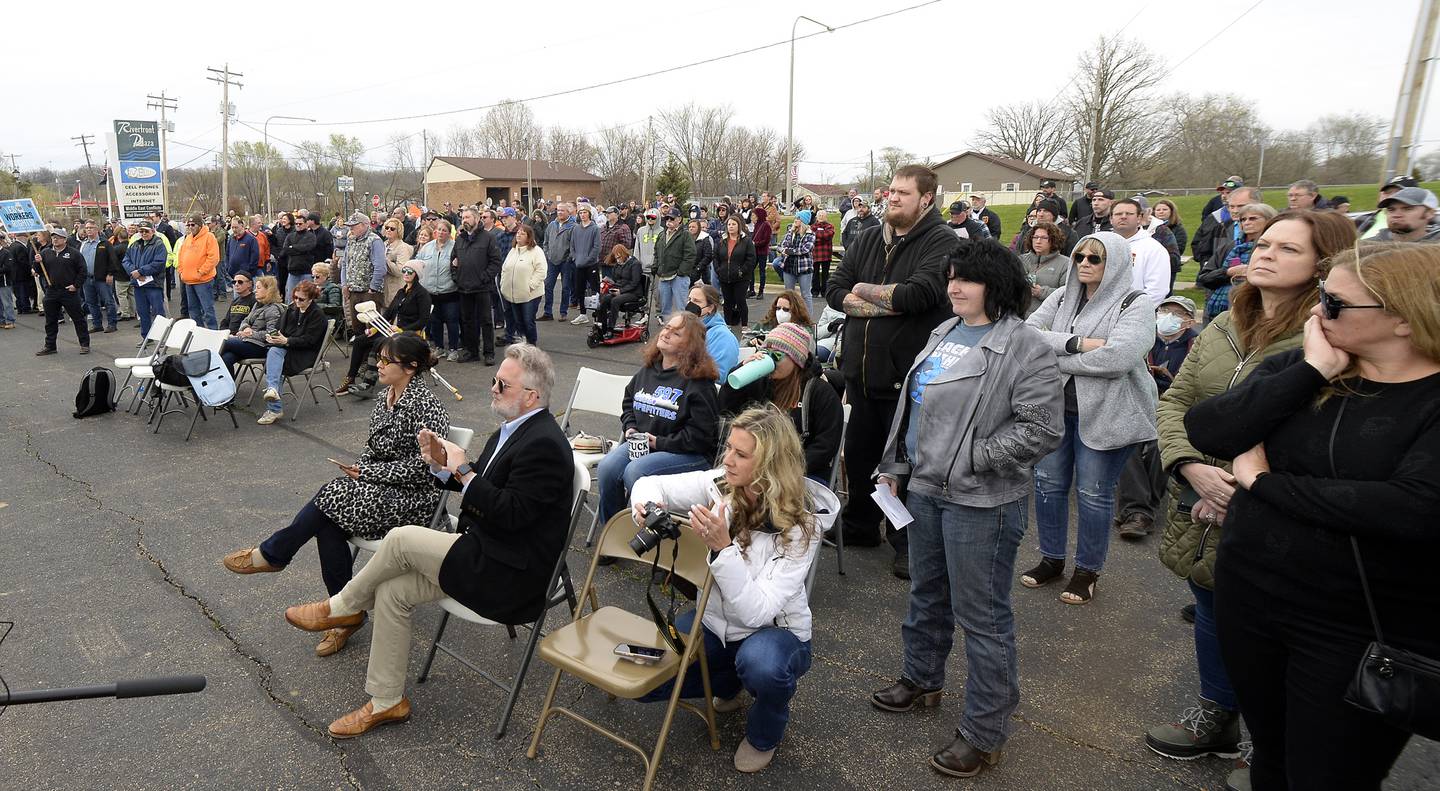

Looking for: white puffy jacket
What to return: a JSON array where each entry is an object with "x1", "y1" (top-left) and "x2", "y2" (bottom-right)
[{"x1": 629, "y1": 469, "x2": 840, "y2": 644}]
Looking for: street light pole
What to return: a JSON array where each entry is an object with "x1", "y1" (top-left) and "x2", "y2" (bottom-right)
[
  {"x1": 264, "y1": 115, "x2": 315, "y2": 219},
  {"x1": 787, "y1": 15, "x2": 833, "y2": 210}
]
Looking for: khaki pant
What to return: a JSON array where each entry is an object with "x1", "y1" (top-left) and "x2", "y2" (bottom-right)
[
  {"x1": 333, "y1": 524, "x2": 460, "y2": 704},
  {"x1": 116, "y1": 280, "x2": 136, "y2": 318}
]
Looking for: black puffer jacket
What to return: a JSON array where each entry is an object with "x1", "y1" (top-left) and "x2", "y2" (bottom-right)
[
  {"x1": 824, "y1": 208, "x2": 959, "y2": 400},
  {"x1": 282, "y1": 227, "x2": 318, "y2": 276},
  {"x1": 385, "y1": 283, "x2": 432, "y2": 332},
  {"x1": 713, "y1": 235, "x2": 756, "y2": 284},
  {"x1": 276, "y1": 304, "x2": 328, "y2": 376},
  {"x1": 452, "y1": 227, "x2": 501, "y2": 293}
]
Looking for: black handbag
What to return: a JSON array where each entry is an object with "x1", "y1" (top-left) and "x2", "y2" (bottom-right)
[{"x1": 1329, "y1": 399, "x2": 1440, "y2": 739}]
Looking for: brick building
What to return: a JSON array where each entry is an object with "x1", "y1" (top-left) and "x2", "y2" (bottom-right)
[{"x1": 424, "y1": 157, "x2": 604, "y2": 209}]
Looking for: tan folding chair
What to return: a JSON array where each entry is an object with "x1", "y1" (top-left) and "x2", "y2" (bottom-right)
[
  {"x1": 526, "y1": 511, "x2": 720, "y2": 791},
  {"x1": 349, "y1": 426, "x2": 476, "y2": 561}
]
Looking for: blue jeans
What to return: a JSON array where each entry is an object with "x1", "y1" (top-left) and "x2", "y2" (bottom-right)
[
  {"x1": 596, "y1": 442, "x2": 709, "y2": 522},
  {"x1": 781, "y1": 272, "x2": 813, "y2": 317},
  {"x1": 264, "y1": 346, "x2": 287, "y2": 413},
  {"x1": 135, "y1": 286, "x2": 167, "y2": 339},
  {"x1": 1191, "y1": 580, "x2": 1237, "y2": 710},
  {"x1": 0, "y1": 285, "x2": 14, "y2": 324},
  {"x1": 184, "y1": 280, "x2": 218, "y2": 329},
  {"x1": 259, "y1": 499, "x2": 355, "y2": 596},
  {"x1": 219, "y1": 337, "x2": 267, "y2": 375},
  {"x1": 639, "y1": 610, "x2": 812, "y2": 751},
  {"x1": 285, "y1": 272, "x2": 313, "y2": 298},
  {"x1": 82, "y1": 278, "x2": 118, "y2": 329},
  {"x1": 1033, "y1": 413, "x2": 1134, "y2": 573},
  {"x1": 505, "y1": 296, "x2": 539, "y2": 344},
  {"x1": 902, "y1": 492, "x2": 1027, "y2": 752},
  {"x1": 428, "y1": 295, "x2": 461, "y2": 351},
  {"x1": 543, "y1": 259, "x2": 575, "y2": 317},
  {"x1": 657, "y1": 276, "x2": 691, "y2": 320}
]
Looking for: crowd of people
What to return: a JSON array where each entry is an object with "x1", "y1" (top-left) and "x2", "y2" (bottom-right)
[{"x1": 5, "y1": 162, "x2": 1439, "y2": 790}]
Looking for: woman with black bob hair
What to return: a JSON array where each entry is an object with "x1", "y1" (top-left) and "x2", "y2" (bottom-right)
[
  {"x1": 223, "y1": 331, "x2": 452, "y2": 657},
  {"x1": 869, "y1": 240, "x2": 1064, "y2": 779}
]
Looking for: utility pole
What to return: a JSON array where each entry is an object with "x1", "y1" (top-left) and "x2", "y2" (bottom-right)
[
  {"x1": 1256, "y1": 138, "x2": 1267, "y2": 189},
  {"x1": 639, "y1": 116, "x2": 653, "y2": 205},
  {"x1": 786, "y1": 15, "x2": 834, "y2": 209},
  {"x1": 206, "y1": 64, "x2": 243, "y2": 216},
  {"x1": 1383, "y1": 0, "x2": 1439, "y2": 182},
  {"x1": 868, "y1": 150, "x2": 875, "y2": 194},
  {"x1": 421, "y1": 129, "x2": 429, "y2": 208},
  {"x1": 7, "y1": 154, "x2": 20, "y2": 199},
  {"x1": 147, "y1": 91, "x2": 178, "y2": 214},
  {"x1": 72, "y1": 135, "x2": 95, "y2": 215}
]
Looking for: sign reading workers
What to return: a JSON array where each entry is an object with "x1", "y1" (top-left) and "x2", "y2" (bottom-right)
[
  {"x1": 0, "y1": 199, "x2": 46, "y2": 233},
  {"x1": 109, "y1": 119, "x2": 164, "y2": 220}
]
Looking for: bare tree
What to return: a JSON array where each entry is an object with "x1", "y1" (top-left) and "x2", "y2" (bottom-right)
[
  {"x1": 1308, "y1": 113, "x2": 1385, "y2": 184},
  {"x1": 543, "y1": 126, "x2": 598, "y2": 171},
  {"x1": 479, "y1": 100, "x2": 544, "y2": 159},
  {"x1": 1066, "y1": 35, "x2": 1170, "y2": 183},
  {"x1": 658, "y1": 103, "x2": 736, "y2": 196},
  {"x1": 442, "y1": 123, "x2": 479, "y2": 157},
  {"x1": 593, "y1": 126, "x2": 646, "y2": 203},
  {"x1": 974, "y1": 100, "x2": 1074, "y2": 170}
]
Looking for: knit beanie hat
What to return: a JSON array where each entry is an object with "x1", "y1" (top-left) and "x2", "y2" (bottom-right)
[
  {"x1": 764, "y1": 322, "x2": 812, "y2": 369},
  {"x1": 796, "y1": 210, "x2": 813, "y2": 225}
]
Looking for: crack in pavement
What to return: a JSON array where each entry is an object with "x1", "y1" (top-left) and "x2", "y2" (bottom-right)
[{"x1": 11, "y1": 420, "x2": 365, "y2": 790}]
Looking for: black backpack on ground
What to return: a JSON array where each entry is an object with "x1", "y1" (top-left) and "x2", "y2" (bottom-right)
[{"x1": 73, "y1": 367, "x2": 116, "y2": 418}]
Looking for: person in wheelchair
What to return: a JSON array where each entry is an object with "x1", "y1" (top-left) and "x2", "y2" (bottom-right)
[
  {"x1": 596, "y1": 243, "x2": 645, "y2": 338},
  {"x1": 628, "y1": 406, "x2": 839, "y2": 774},
  {"x1": 337, "y1": 266, "x2": 431, "y2": 397}
]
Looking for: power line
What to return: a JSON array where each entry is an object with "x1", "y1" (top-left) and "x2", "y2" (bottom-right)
[
  {"x1": 260, "y1": 1, "x2": 944, "y2": 128},
  {"x1": 1169, "y1": 0, "x2": 1266, "y2": 73}
]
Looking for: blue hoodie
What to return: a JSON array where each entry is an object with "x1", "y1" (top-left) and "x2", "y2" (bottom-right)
[{"x1": 702, "y1": 309, "x2": 739, "y2": 378}]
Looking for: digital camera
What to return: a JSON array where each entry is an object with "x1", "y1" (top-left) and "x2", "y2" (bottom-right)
[{"x1": 628, "y1": 502, "x2": 681, "y2": 555}]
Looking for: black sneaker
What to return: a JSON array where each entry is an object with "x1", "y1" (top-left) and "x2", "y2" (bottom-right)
[
  {"x1": 454, "y1": 350, "x2": 477, "y2": 363},
  {"x1": 35, "y1": 347, "x2": 57, "y2": 356},
  {"x1": 891, "y1": 550, "x2": 910, "y2": 580},
  {"x1": 1181, "y1": 603, "x2": 1197, "y2": 623}
]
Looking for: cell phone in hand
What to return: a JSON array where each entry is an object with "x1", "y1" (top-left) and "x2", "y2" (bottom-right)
[{"x1": 614, "y1": 643, "x2": 665, "y2": 664}]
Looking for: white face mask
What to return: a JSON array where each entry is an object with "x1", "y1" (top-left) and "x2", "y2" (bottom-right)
[
  {"x1": 775, "y1": 309, "x2": 792, "y2": 325},
  {"x1": 1156, "y1": 312, "x2": 1184, "y2": 336}
]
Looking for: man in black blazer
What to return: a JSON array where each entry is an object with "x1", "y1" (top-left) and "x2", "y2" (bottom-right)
[{"x1": 284, "y1": 343, "x2": 574, "y2": 739}]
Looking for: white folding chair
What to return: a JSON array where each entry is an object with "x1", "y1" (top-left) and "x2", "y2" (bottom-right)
[
  {"x1": 280, "y1": 319, "x2": 343, "y2": 422},
  {"x1": 349, "y1": 426, "x2": 476, "y2": 560},
  {"x1": 115, "y1": 315, "x2": 174, "y2": 407},
  {"x1": 150, "y1": 327, "x2": 238, "y2": 441},
  {"x1": 555, "y1": 368, "x2": 631, "y2": 545},
  {"x1": 415, "y1": 459, "x2": 592, "y2": 739},
  {"x1": 129, "y1": 318, "x2": 197, "y2": 417}
]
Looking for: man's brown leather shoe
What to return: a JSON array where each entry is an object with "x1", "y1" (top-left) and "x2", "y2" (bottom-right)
[
  {"x1": 871, "y1": 678, "x2": 943, "y2": 712},
  {"x1": 929, "y1": 734, "x2": 1002, "y2": 778},
  {"x1": 315, "y1": 615, "x2": 368, "y2": 657},
  {"x1": 285, "y1": 599, "x2": 365, "y2": 632},
  {"x1": 328, "y1": 698, "x2": 412, "y2": 739},
  {"x1": 223, "y1": 548, "x2": 279, "y2": 574}
]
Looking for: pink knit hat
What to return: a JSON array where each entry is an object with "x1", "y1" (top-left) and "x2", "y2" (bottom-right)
[{"x1": 764, "y1": 322, "x2": 812, "y2": 368}]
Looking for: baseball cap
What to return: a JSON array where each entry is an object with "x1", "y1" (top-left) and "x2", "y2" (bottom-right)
[
  {"x1": 1085, "y1": 181, "x2": 1100, "y2": 190},
  {"x1": 1040, "y1": 179, "x2": 1056, "y2": 188},
  {"x1": 1327, "y1": 195, "x2": 1350, "y2": 207},
  {"x1": 949, "y1": 200, "x2": 968, "y2": 214},
  {"x1": 135, "y1": 219, "x2": 154, "y2": 230},
  {"x1": 1096, "y1": 189, "x2": 1116, "y2": 199},
  {"x1": 1218, "y1": 177, "x2": 1244, "y2": 191},
  {"x1": 345, "y1": 211, "x2": 370, "y2": 227},
  {"x1": 644, "y1": 208, "x2": 659, "y2": 219},
  {"x1": 49, "y1": 226, "x2": 69, "y2": 238},
  {"x1": 1378, "y1": 187, "x2": 1439, "y2": 210},
  {"x1": 1158, "y1": 295, "x2": 1197, "y2": 317},
  {"x1": 1131, "y1": 195, "x2": 1149, "y2": 212},
  {"x1": 500, "y1": 207, "x2": 517, "y2": 218},
  {"x1": 1382, "y1": 175, "x2": 1419, "y2": 191}
]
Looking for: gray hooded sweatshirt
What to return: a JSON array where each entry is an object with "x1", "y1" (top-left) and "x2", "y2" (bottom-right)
[{"x1": 1026, "y1": 231, "x2": 1158, "y2": 450}]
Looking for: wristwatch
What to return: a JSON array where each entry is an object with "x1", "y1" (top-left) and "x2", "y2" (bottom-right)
[{"x1": 454, "y1": 463, "x2": 474, "y2": 478}]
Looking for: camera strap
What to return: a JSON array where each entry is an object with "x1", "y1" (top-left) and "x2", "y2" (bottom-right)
[{"x1": 644, "y1": 541, "x2": 687, "y2": 656}]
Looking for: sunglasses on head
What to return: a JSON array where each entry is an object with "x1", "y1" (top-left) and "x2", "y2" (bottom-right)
[
  {"x1": 1318, "y1": 280, "x2": 1385, "y2": 321},
  {"x1": 1071, "y1": 253, "x2": 1103, "y2": 265}
]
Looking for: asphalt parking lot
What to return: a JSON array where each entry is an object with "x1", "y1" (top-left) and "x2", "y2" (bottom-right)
[{"x1": 0, "y1": 296, "x2": 1435, "y2": 791}]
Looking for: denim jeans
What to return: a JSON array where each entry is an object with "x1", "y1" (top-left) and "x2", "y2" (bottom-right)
[
  {"x1": 781, "y1": 272, "x2": 813, "y2": 317},
  {"x1": 259, "y1": 499, "x2": 355, "y2": 596},
  {"x1": 264, "y1": 346, "x2": 288, "y2": 413},
  {"x1": 135, "y1": 286, "x2": 167, "y2": 339},
  {"x1": 656, "y1": 276, "x2": 691, "y2": 321},
  {"x1": 1033, "y1": 413, "x2": 1134, "y2": 573},
  {"x1": 1190, "y1": 580, "x2": 1236, "y2": 710},
  {"x1": 82, "y1": 278, "x2": 118, "y2": 329},
  {"x1": 285, "y1": 272, "x2": 313, "y2": 298},
  {"x1": 428, "y1": 294, "x2": 461, "y2": 351},
  {"x1": 902, "y1": 492, "x2": 1027, "y2": 752},
  {"x1": 596, "y1": 442, "x2": 709, "y2": 522},
  {"x1": 184, "y1": 280, "x2": 218, "y2": 329},
  {"x1": 219, "y1": 337, "x2": 267, "y2": 375},
  {"x1": 505, "y1": 297, "x2": 539, "y2": 344},
  {"x1": 543, "y1": 259, "x2": 575, "y2": 317},
  {"x1": 639, "y1": 610, "x2": 812, "y2": 752},
  {"x1": 0, "y1": 285, "x2": 14, "y2": 324}
]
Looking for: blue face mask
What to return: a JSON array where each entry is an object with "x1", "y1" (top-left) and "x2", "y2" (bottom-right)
[{"x1": 1156, "y1": 312, "x2": 1184, "y2": 336}]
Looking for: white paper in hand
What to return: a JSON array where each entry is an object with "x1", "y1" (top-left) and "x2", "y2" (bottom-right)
[{"x1": 870, "y1": 486, "x2": 914, "y2": 530}]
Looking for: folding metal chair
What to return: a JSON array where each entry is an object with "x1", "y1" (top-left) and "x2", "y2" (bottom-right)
[
  {"x1": 114, "y1": 315, "x2": 174, "y2": 407},
  {"x1": 280, "y1": 319, "x2": 343, "y2": 422},
  {"x1": 349, "y1": 426, "x2": 475, "y2": 561}
]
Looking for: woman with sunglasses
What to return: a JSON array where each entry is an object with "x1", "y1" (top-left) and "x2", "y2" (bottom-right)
[
  {"x1": 380, "y1": 219, "x2": 413, "y2": 306},
  {"x1": 1142, "y1": 210, "x2": 1356, "y2": 780},
  {"x1": 337, "y1": 265, "x2": 432, "y2": 396},
  {"x1": 1022, "y1": 232, "x2": 1158, "y2": 604},
  {"x1": 254, "y1": 280, "x2": 329, "y2": 424},
  {"x1": 225, "y1": 332, "x2": 451, "y2": 657},
  {"x1": 1183, "y1": 243, "x2": 1440, "y2": 791}
]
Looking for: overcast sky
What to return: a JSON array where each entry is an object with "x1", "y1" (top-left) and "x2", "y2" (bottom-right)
[{"x1": 3, "y1": 0, "x2": 1429, "y2": 184}]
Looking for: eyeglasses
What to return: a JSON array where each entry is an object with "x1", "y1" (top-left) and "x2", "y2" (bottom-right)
[
  {"x1": 1318, "y1": 280, "x2": 1385, "y2": 321},
  {"x1": 492, "y1": 376, "x2": 534, "y2": 394},
  {"x1": 292, "y1": 296, "x2": 311, "y2": 303},
  {"x1": 376, "y1": 354, "x2": 397, "y2": 367},
  {"x1": 232, "y1": 278, "x2": 249, "y2": 284},
  {"x1": 1071, "y1": 253, "x2": 1104, "y2": 265}
]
